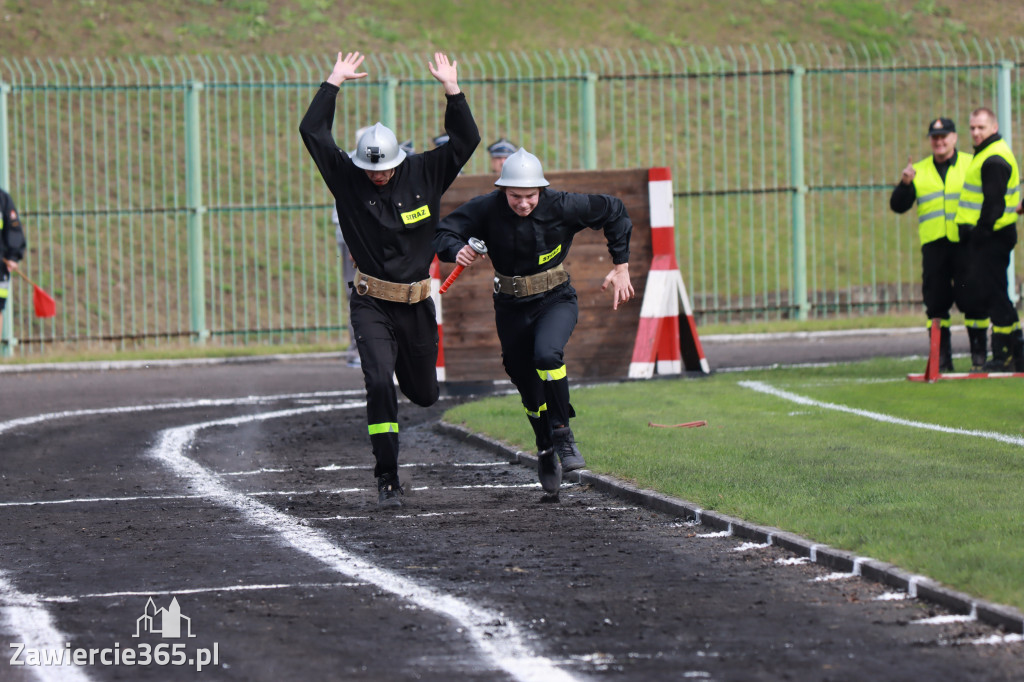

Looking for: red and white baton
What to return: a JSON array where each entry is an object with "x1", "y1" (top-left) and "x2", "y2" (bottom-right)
[{"x1": 439, "y1": 238, "x2": 487, "y2": 294}]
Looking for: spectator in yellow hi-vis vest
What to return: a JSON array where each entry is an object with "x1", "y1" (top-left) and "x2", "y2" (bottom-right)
[
  {"x1": 890, "y1": 117, "x2": 985, "y2": 371},
  {"x1": 954, "y1": 107, "x2": 1022, "y2": 372}
]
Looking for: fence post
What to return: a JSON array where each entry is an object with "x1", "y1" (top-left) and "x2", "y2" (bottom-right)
[
  {"x1": 996, "y1": 60, "x2": 1018, "y2": 305},
  {"x1": 380, "y1": 77, "x2": 398, "y2": 130},
  {"x1": 185, "y1": 81, "x2": 209, "y2": 344},
  {"x1": 581, "y1": 72, "x2": 598, "y2": 170},
  {"x1": 789, "y1": 66, "x2": 809, "y2": 320},
  {"x1": 0, "y1": 82, "x2": 14, "y2": 357}
]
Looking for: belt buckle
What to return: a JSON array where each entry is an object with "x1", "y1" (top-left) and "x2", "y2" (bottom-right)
[
  {"x1": 406, "y1": 282, "x2": 417, "y2": 304},
  {"x1": 512, "y1": 276, "x2": 525, "y2": 297},
  {"x1": 355, "y1": 276, "x2": 370, "y2": 296}
]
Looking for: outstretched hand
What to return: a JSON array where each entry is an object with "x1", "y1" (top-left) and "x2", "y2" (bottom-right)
[
  {"x1": 602, "y1": 264, "x2": 634, "y2": 310},
  {"x1": 428, "y1": 52, "x2": 461, "y2": 95},
  {"x1": 328, "y1": 51, "x2": 368, "y2": 86}
]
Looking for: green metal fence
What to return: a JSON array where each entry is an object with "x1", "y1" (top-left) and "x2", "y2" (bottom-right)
[{"x1": 2, "y1": 41, "x2": 1023, "y2": 356}]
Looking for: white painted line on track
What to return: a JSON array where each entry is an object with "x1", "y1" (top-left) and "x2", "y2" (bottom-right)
[
  {"x1": 875, "y1": 591, "x2": 909, "y2": 601},
  {"x1": 0, "y1": 390, "x2": 366, "y2": 436},
  {"x1": 314, "y1": 461, "x2": 506, "y2": 472},
  {"x1": 41, "y1": 582, "x2": 366, "y2": 603},
  {"x1": 971, "y1": 633, "x2": 1024, "y2": 645},
  {"x1": 913, "y1": 614, "x2": 977, "y2": 625},
  {"x1": 0, "y1": 570, "x2": 93, "y2": 682},
  {"x1": 732, "y1": 542, "x2": 770, "y2": 552},
  {"x1": 147, "y1": 404, "x2": 579, "y2": 682},
  {"x1": 775, "y1": 557, "x2": 811, "y2": 566},
  {"x1": 813, "y1": 572, "x2": 856, "y2": 582},
  {"x1": 739, "y1": 380, "x2": 1024, "y2": 447}
]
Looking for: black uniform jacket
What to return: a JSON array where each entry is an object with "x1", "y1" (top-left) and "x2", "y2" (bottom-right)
[
  {"x1": 434, "y1": 189, "x2": 632, "y2": 283},
  {"x1": 0, "y1": 189, "x2": 26, "y2": 275},
  {"x1": 969, "y1": 133, "x2": 1013, "y2": 234},
  {"x1": 300, "y1": 82, "x2": 480, "y2": 283}
]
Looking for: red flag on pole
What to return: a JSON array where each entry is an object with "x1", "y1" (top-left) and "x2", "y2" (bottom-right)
[{"x1": 13, "y1": 268, "x2": 56, "y2": 318}]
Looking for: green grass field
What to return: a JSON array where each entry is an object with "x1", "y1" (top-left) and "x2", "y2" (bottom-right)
[{"x1": 443, "y1": 356, "x2": 1024, "y2": 611}]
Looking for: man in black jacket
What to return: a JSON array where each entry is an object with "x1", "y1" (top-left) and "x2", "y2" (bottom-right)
[
  {"x1": 300, "y1": 51, "x2": 480, "y2": 507},
  {"x1": 0, "y1": 187, "x2": 27, "y2": 342},
  {"x1": 435, "y1": 149, "x2": 633, "y2": 496},
  {"x1": 953, "y1": 107, "x2": 1022, "y2": 371}
]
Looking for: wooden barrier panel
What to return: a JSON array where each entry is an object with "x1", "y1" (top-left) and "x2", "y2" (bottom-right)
[{"x1": 436, "y1": 169, "x2": 652, "y2": 382}]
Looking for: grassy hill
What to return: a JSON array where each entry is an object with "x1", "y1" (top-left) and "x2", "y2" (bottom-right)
[{"x1": 2, "y1": 0, "x2": 1021, "y2": 58}]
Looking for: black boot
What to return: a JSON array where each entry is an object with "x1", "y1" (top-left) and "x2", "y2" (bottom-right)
[
  {"x1": 552, "y1": 426, "x2": 586, "y2": 473},
  {"x1": 376, "y1": 472, "x2": 404, "y2": 509},
  {"x1": 967, "y1": 326, "x2": 988, "y2": 372},
  {"x1": 536, "y1": 448, "x2": 562, "y2": 495},
  {"x1": 938, "y1": 326, "x2": 953, "y2": 372},
  {"x1": 983, "y1": 332, "x2": 1014, "y2": 372},
  {"x1": 1012, "y1": 329, "x2": 1024, "y2": 372}
]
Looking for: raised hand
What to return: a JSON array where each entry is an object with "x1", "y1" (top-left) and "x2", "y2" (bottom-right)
[
  {"x1": 328, "y1": 51, "x2": 368, "y2": 86},
  {"x1": 900, "y1": 156, "x2": 915, "y2": 185},
  {"x1": 428, "y1": 52, "x2": 460, "y2": 95}
]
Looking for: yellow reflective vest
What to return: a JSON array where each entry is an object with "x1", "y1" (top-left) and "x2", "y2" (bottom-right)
[
  {"x1": 953, "y1": 138, "x2": 1020, "y2": 232},
  {"x1": 911, "y1": 151, "x2": 972, "y2": 245}
]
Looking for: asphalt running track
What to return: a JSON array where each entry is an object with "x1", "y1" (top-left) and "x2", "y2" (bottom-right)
[{"x1": 1, "y1": 332, "x2": 1022, "y2": 681}]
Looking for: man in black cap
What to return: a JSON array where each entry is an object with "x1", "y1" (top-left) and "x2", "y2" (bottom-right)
[
  {"x1": 487, "y1": 137, "x2": 516, "y2": 174},
  {"x1": 890, "y1": 117, "x2": 985, "y2": 371}
]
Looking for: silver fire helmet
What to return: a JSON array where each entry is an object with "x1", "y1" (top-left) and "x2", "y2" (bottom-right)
[
  {"x1": 351, "y1": 122, "x2": 407, "y2": 171},
  {"x1": 494, "y1": 148, "x2": 549, "y2": 188}
]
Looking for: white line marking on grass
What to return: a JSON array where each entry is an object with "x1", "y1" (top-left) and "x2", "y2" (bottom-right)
[
  {"x1": 148, "y1": 405, "x2": 578, "y2": 682},
  {"x1": 0, "y1": 570, "x2": 93, "y2": 682},
  {"x1": 739, "y1": 380, "x2": 1024, "y2": 447}
]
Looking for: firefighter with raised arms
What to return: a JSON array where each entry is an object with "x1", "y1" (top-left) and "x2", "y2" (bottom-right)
[
  {"x1": 434, "y1": 149, "x2": 634, "y2": 495},
  {"x1": 299, "y1": 50, "x2": 480, "y2": 508}
]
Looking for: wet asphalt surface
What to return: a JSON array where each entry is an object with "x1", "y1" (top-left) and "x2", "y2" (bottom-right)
[{"x1": 1, "y1": 330, "x2": 1021, "y2": 681}]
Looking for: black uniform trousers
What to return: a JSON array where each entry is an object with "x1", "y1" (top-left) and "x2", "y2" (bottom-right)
[
  {"x1": 922, "y1": 238, "x2": 984, "y2": 322},
  {"x1": 494, "y1": 284, "x2": 578, "y2": 449},
  {"x1": 350, "y1": 290, "x2": 439, "y2": 478},
  {"x1": 965, "y1": 225, "x2": 1019, "y2": 329}
]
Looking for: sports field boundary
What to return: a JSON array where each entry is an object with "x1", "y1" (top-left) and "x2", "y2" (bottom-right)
[{"x1": 435, "y1": 420, "x2": 1024, "y2": 636}]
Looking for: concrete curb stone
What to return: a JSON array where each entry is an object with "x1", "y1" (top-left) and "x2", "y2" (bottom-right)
[{"x1": 435, "y1": 419, "x2": 1024, "y2": 636}]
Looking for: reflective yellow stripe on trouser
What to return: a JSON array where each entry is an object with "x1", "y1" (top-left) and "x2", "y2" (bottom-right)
[
  {"x1": 368, "y1": 422, "x2": 399, "y2": 436},
  {"x1": 992, "y1": 322, "x2": 1021, "y2": 335},
  {"x1": 523, "y1": 403, "x2": 548, "y2": 419},
  {"x1": 536, "y1": 365, "x2": 567, "y2": 382}
]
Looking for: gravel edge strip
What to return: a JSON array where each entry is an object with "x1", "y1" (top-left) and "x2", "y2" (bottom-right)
[{"x1": 435, "y1": 420, "x2": 1024, "y2": 635}]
